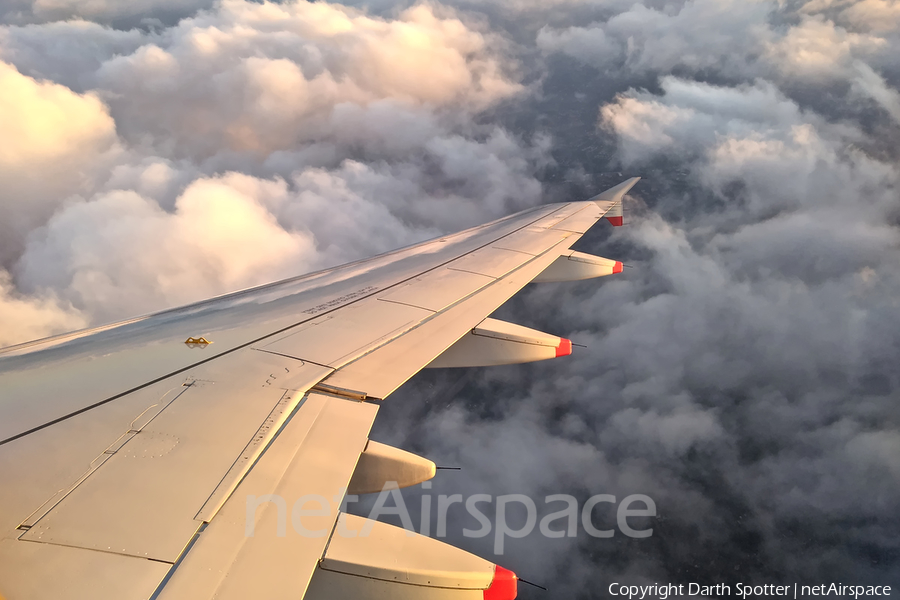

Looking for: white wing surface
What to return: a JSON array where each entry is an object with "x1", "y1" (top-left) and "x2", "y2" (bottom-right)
[{"x1": 0, "y1": 178, "x2": 639, "y2": 600}]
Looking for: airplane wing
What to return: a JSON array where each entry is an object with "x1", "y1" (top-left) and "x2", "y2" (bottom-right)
[{"x1": 0, "y1": 178, "x2": 639, "y2": 600}]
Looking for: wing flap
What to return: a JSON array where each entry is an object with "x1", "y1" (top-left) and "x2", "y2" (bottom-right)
[
  {"x1": 154, "y1": 393, "x2": 378, "y2": 600},
  {"x1": 0, "y1": 539, "x2": 170, "y2": 600},
  {"x1": 19, "y1": 352, "x2": 330, "y2": 563}
]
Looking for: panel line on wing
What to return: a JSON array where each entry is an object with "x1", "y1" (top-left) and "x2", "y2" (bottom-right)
[
  {"x1": 148, "y1": 523, "x2": 208, "y2": 600},
  {"x1": 18, "y1": 354, "x2": 332, "y2": 563},
  {"x1": 15, "y1": 534, "x2": 184, "y2": 565},
  {"x1": 194, "y1": 389, "x2": 301, "y2": 523},
  {"x1": 322, "y1": 236, "x2": 576, "y2": 399},
  {"x1": 17, "y1": 384, "x2": 194, "y2": 531},
  {"x1": 325, "y1": 238, "x2": 568, "y2": 390}
]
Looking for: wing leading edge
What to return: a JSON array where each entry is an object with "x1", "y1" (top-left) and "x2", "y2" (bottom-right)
[{"x1": 0, "y1": 179, "x2": 639, "y2": 600}]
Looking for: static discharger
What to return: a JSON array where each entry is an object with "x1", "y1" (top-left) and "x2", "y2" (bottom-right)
[
  {"x1": 519, "y1": 577, "x2": 548, "y2": 591},
  {"x1": 184, "y1": 337, "x2": 211, "y2": 347}
]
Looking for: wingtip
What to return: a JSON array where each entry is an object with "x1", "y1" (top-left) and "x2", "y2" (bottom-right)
[{"x1": 590, "y1": 176, "x2": 641, "y2": 204}]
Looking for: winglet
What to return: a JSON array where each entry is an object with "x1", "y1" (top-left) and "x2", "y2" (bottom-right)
[
  {"x1": 590, "y1": 177, "x2": 640, "y2": 226},
  {"x1": 589, "y1": 177, "x2": 641, "y2": 205}
]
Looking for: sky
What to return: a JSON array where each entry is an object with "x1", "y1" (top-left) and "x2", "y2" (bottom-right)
[{"x1": 1, "y1": 0, "x2": 898, "y2": 597}]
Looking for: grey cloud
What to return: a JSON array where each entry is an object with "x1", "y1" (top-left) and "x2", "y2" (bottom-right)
[
  {"x1": 0, "y1": 19, "x2": 146, "y2": 91},
  {"x1": 364, "y1": 0, "x2": 899, "y2": 592},
  {"x1": 0, "y1": 0, "x2": 216, "y2": 27},
  {"x1": 851, "y1": 61, "x2": 900, "y2": 124}
]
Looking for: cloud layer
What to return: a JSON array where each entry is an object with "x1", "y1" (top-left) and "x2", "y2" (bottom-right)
[
  {"x1": 2, "y1": 0, "x2": 898, "y2": 595},
  {"x1": 367, "y1": 0, "x2": 900, "y2": 593},
  {"x1": 0, "y1": 0, "x2": 547, "y2": 344}
]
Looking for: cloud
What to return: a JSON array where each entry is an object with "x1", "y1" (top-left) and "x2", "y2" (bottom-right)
[
  {"x1": 536, "y1": 22, "x2": 618, "y2": 67},
  {"x1": 0, "y1": 269, "x2": 86, "y2": 347},
  {"x1": 16, "y1": 175, "x2": 317, "y2": 321},
  {"x1": 537, "y1": 0, "x2": 773, "y2": 77},
  {"x1": 0, "y1": 60, "x2": 118, "y2": 265},
  {"x1": 0, "y1": 0, "x2": 216, "y2": 26},
  {"x1": 767, "y1": 15, "x2": 888, "y2": 80},
  {"x1": 599, "y1": 78, "x2": 815, "y2": 166},
  {"x1": 89, "y1": 0, "x2": 522, "y2": 160},
  {"x1": 0, "y1": 19, "x2": 145, "y2": 91},
  {"x1": 535, "y1": 0, "x2": 897, "y2": 93},
  {"x1": 365, "y1": 0, "x2": 899, "y2": 587},
  {"x1": 851, "y1": 60, "x2": 900, "y2": 124},
  {"x1": 0, "y1": 0, "x2": 547, "y2": 338},
  {"x1": 600, "y1": 76, "x2": 899, "y2": 224},
  {"x1": 800, "y1": 0, "x2": 900, "y2": 34},
  {"x1": 0, "y1": 60, "x2": 115, "y2": 168}
]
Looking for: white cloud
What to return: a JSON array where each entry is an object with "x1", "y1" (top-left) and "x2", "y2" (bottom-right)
[
  {"x1": 0, "y1": 0, "x2": 548, "y2": 344},
  {"x1": 537, "y1": 0, "x2": 773, "y2": 76},
  {"x1": 0, "y1": 60, "x2": 115, "y2": 169},
  {"x1": 600, "y1": 76, "x2": 899, "y2": 222},
  {"x1": 0, "y1": 60, "x2": 119, "y2": 265},
  {"x1": 0, "y1": 19, "x2": 145, "y2": 90},
  {"x1": 535, "y1": 0, "x2": 896, "y2": 85},
  {"x1": 90, "y1": 1, "x2": 522, "y2": 160},
  {"x1": 801, "y1": 0, "x2": 900, "y2": 34},
  {"x1": 600, "y1": 78, "x2": 813, "y2": 165},
  {"x1": 17, "y1": 175, "x2": 316, "y2": 321},
  {"x1": 0, "y1": 269, "x2": 86, "y2": 347},
  {"x1": 767, "y1": 15, "x2": 887, "y2": 80},
  {"x1": 607, "y1": 405, "x2": 724, "y2": 455}
]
